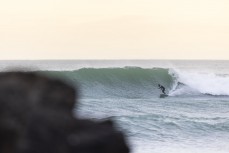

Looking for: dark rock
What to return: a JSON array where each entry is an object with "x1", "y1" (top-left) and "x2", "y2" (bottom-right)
[{"x1": 0, "y1": 72, "x2": 130, "y2": 153}]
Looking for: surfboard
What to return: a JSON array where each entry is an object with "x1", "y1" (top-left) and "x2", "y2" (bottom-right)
[{"x1": 160, "y1": 94, "x2": 168, "y2": 98}]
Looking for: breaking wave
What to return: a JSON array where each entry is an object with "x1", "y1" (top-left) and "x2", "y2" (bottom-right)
[{"x1": 41, "y1": 67, "x2": 229, "y2": 98}]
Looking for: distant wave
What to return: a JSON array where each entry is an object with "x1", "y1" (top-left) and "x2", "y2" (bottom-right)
[{"x1": 40, "y1": 67, "x2": 229, "y2": 98}]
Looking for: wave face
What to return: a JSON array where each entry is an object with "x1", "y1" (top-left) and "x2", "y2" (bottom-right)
[
  {"x1": 42, "y1": 67, "x2": 174, "y2": 98},
  {"x1": 42, "y1": 67, "x2": 229, "y2": 98}
]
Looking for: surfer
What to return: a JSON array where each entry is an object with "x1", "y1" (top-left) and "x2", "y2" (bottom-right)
[{"x1": 158, "y1": 84, "x2": 166, "y2": 94}]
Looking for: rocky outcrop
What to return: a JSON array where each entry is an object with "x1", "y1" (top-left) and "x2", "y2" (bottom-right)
[{"x1": 0, "y1": 72, "x2": 129, "y2": 153}]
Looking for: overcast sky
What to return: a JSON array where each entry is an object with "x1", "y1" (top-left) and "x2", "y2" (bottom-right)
[{"x1": 0, "y1": 0, "x2": 229, "y2": 59}]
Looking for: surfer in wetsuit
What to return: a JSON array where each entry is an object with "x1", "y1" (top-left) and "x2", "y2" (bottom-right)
[{"x1": 158, "y1": 84, "x2": 166, "y2": 94}]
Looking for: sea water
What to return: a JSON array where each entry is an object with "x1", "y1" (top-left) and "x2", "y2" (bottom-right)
[{"x1": 1, "y1": 60, "x2": 229, "y2": 153}]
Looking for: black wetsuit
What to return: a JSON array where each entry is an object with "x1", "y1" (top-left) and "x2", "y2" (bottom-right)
[{"x1": 158, "y1": 84, "x2": 166, "y2": 94}]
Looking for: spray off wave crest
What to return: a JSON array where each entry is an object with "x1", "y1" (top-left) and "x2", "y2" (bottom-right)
[
  {"x1": 170, "y1": 69, "x2": 229, "y2": 96},
  {"x1": 42, "y1": 67, "x2": 229, "y2": 98}
]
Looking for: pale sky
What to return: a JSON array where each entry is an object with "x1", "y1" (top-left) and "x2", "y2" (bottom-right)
[{"x1": 0, "y1": 0, "x2": 229, "y2": 59}]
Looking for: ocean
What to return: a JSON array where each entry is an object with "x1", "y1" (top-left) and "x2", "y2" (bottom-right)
[{"x1": 1, "y1": 60, "x2": 229, "y2": 153}]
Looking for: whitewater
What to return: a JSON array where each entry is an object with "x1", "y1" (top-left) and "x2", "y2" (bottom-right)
[{"x1": 1, "y1": 60, "x2": 229, "y2": 153}]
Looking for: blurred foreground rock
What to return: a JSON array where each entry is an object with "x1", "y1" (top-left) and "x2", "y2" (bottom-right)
[{"x1": 0, "y1": 72, "x2": 129, "y2": 153}]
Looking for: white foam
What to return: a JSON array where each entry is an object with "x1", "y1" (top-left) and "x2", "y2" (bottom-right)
[
  {"x1": 169, "y1": 69, "x2": 229, "y2": 96},
  {"x1": 132, "y1": 139, "x2": 229, "y2": 153}
]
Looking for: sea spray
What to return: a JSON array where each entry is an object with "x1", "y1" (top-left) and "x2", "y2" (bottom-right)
[{"x1": 170, "y1": 69, "x2": 229, "y2": 96}]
